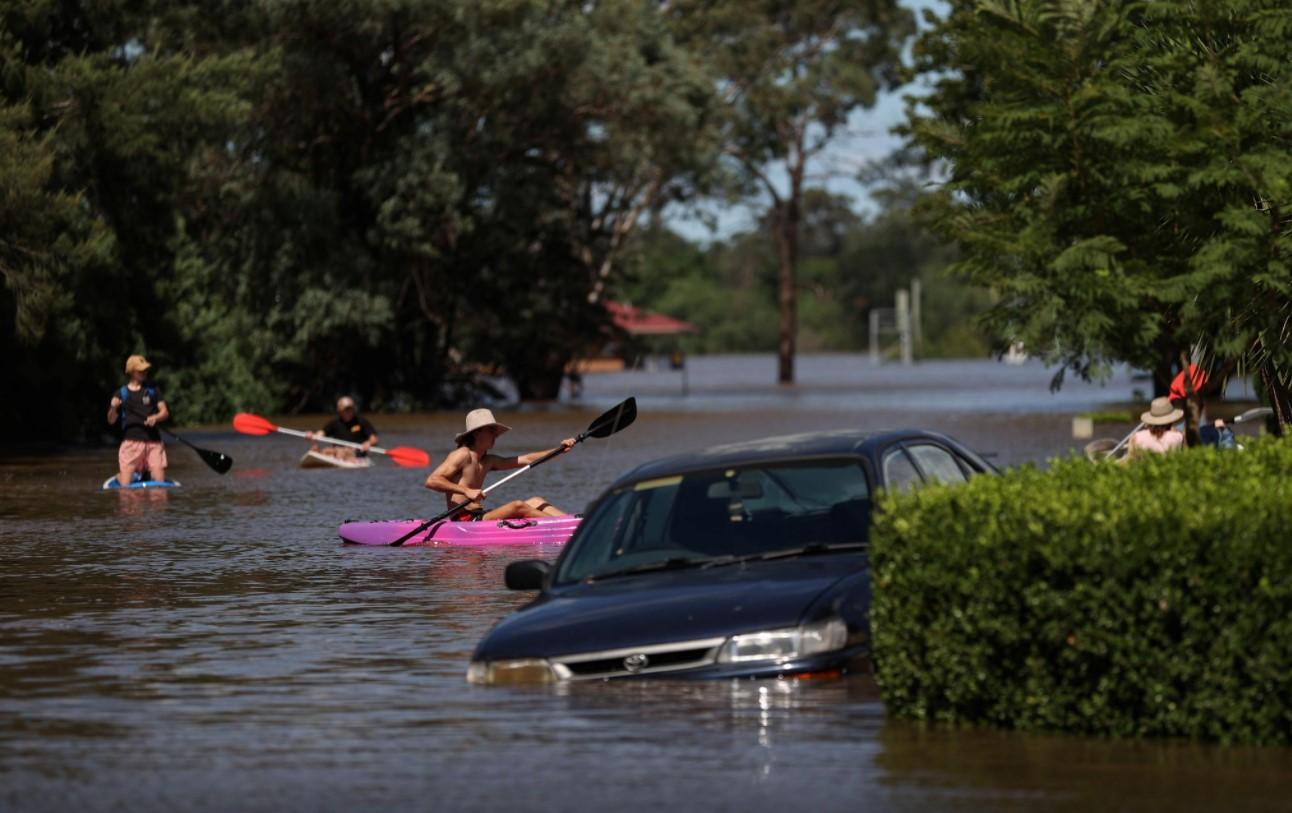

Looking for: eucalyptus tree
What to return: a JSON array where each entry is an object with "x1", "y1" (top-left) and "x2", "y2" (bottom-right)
[
  {"x1": 907, "y1": 0, "x2": 1292, "y2": 429},
  {"x1": 666, "y1": 0, "x2": 915, "y2": 383}
]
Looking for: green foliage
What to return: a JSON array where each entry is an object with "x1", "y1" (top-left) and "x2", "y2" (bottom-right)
[
  {"x1": 620, "y1": 193, "x2": 991, "y2": 356},
  {"x1": 871, "y1": 439, "x2": 1292, "y2": 745},
  {"x1": 1, "y1": 0, "x2": 719, "y2": 436},
  {"x1": 908, "y1": 0, "x2": 1292, "y2": 408},
  {"x1": 0, "y1": 1, "x2": 250, "y2": 438}
]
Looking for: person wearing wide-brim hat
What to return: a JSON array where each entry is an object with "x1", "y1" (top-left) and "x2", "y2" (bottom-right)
[
  {"x1": 424, "y1": 408, "x2": 575, "y2": 521},
  {"x1": 107, "y1": 355, "x2": 170, "y2": 486},
  {"x1": 1126, "y1": 396, "x2": 1185, "y2": 459},
  {"x1": 308, "y1": 396, "x2": 379, "y2": 462}
]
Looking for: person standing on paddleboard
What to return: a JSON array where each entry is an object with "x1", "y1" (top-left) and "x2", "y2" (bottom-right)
[
  {"x1": 425, "y1": 408, "x2": 574, "y2": 521},
  {"x1": 308, "y1": 396, "x2": 379, "y2": 462},
  {"x1": 106, "y1": 355, "x2": 170, "y2": 487}
]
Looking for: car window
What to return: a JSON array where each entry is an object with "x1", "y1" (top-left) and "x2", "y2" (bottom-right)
[
  {"x1": 906, "y1": 444, "x2": 970, "y2": 485},
  {"x1": 556, "y1": 459, "x2": 872, "y2": 584},
  {"x1": 882, "y1": 448, "x2": 922, "y2": 494}
]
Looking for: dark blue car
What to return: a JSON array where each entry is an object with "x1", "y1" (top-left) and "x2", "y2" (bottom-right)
[{"x1": 467, "y1": 429, "x2": 994, "y2": 685}]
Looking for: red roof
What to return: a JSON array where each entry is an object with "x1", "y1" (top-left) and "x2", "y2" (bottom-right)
[{"x1": 605, "y1": 301, "x2": 698, "y2": 336}]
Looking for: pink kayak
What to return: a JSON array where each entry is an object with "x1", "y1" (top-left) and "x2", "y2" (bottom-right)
[{"x1": 339, "y1": 515, "x2": 581, "y2": 547}]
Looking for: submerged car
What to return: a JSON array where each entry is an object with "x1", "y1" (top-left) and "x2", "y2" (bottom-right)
[{"x1": 467, "y1": 429, "x2": 994, "y2": 685}]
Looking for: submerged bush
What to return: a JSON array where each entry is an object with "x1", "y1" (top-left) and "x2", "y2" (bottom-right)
[{"x1": 870, "y1": 439, "x2": 1292, "y2": 745}]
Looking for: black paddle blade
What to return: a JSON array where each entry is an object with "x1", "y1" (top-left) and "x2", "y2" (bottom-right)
[
  {"x1": 198, "y1": 447, "x2": 234, "y2": 474},
  {"x1": 584, "y1": 397, "x2": 637, "y2": 440}
]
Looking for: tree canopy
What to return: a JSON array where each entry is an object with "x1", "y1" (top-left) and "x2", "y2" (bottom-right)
[
  {"x1": 1, "y1": 0, "x2": 721, "y2": 437},
  {"x1": 906, "y1": 0, "x2": 1292, "y2": 423}
]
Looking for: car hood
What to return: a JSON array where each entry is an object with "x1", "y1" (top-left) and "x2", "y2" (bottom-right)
[{"x1": 473, "y1": 553, "x2": 866, "y2": 660}]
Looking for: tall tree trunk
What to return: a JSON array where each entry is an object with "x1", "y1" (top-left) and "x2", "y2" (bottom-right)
[
  {"x1": 776, "y1": 205, "x2": 798, "y2": 385},
  {"x1": 1260, "y1": 360, "x2": 1292, "y2": 437},
  {"x1": 775, "y1": 165, "x2": 803, "y2": 385}
]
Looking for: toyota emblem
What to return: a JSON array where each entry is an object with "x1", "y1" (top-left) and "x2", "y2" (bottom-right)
[{"x1": 622, "y1": 653, "x2": 650, "y2": 672}]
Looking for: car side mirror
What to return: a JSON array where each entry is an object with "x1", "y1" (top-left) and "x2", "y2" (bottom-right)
[{"x1": 505, "y1": 559, "x2": 551, "y2": 591}]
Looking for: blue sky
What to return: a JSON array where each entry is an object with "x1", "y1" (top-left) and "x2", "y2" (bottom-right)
[{"x1": 664, "y1": 0, "x2": 946, "y2": 243}]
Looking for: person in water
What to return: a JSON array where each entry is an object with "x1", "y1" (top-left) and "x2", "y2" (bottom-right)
[
  {"x1": 425, "y1": 408, "x2": 574, "y2": 521},
  {"x1": 1126, "y1": 397, "x2": 1185, "y2": 458},
  {"x1": 106, "y1": 355, "x2": 170, "y2": 486},
  {"x1": 308, "y1": 396, "x2": 378, "y2": 461}
]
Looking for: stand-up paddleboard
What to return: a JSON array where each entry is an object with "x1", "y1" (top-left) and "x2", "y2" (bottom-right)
[
  {"x1": 300, "y1": 450, "x2": 373, "y2": 469},
  {"x1": 102, "y1": 473, "x2": 181, "y2": 490},
  {"x1": 339, "y1": 515, "x2": 580, "y2": 547}
]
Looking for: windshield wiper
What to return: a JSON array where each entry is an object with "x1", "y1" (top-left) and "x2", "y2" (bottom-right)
[
  {"x1": 698, "y1": 542, "x2": 868, "y2": 568},
  {"x1": 584, "y1": 557, "x2": 708, "y2": 582}
]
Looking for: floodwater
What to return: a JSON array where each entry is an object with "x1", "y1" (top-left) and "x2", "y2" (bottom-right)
[{"x1": 1, "y1": 356, "x2": 1287, "y2": 812}]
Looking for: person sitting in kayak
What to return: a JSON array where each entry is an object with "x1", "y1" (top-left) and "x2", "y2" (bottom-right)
[
  {"x1": 424, "y1": 408, "x2": 574, "y2": 521},
  {"x1": 308, "y1": 396, "x2": 378, "y2": 461},
  {"x1": 106, "y1": 354, "x2": 169, "y2": 486}
]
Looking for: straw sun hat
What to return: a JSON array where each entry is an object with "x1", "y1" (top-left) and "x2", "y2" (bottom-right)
[
  {"x1": 455, "y1": 408, "x2": 511, "y2": 445},
  {"x1": 1140, "y1": 396, "x2": 1184, "y2": 426}
]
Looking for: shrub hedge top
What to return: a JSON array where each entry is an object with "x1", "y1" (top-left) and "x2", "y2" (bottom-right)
[{"x1": 870, "y1": 438, "x2": 1292, "y2": 745}]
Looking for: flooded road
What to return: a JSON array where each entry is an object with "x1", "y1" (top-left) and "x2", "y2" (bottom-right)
[{"x1": 2, "y1": 357, "x2": 1288, "y2": 811}]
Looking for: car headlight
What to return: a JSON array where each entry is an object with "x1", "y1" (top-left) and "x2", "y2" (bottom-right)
[
  {"x1": 717, "y1": 618, "x2": 849, "y2": 664},
  {"x1": 466, "y1": 658, "x2": 558, "y2": 685}
]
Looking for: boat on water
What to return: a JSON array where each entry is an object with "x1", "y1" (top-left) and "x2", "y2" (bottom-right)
[
  {"x1": 339, "y1": 515, "x2": 580, "y2": 547},
  {"x1": 300, "y1": 450, "x2": 373, "y2": 469},
  {"x1": 102, "y1": 473, "x2": 181, "y2": 490}
]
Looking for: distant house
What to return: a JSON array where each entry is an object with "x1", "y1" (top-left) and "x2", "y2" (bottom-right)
[
  {"x1": 569, "y1": 301, "x2": 698, "y2": 373},
  {"x1": 604, "y1": 300, "x2": 699, "y2": 338}
]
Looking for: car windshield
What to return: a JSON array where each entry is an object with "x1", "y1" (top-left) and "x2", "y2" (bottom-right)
[{"x1": 556, "y1": 459, "x2": 872, "y2": 584}]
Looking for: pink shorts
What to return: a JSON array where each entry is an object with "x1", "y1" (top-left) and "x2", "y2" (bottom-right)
[{"x1": 119, "y1": 440, "x2": 168, "y2": 476}]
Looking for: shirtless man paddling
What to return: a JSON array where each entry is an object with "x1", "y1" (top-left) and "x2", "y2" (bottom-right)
[{"x1": 425, "y1": 409, "x2": 574, "y2": 521}]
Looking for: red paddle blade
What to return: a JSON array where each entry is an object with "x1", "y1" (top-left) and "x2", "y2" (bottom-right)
[
  {"x1": 232, "y1": 412, "x2": 277, "y2": 436},
  {"x1": 386, "y1": 446, "x2": 432, "y2": 468}
]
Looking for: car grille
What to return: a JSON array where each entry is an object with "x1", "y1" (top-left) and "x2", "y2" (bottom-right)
[{"x1": 550, "y1": 637, "x2": 728, "y2": 681}]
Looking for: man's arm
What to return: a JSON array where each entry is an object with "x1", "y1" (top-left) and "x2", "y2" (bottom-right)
[
  {"x1": 510, "y1": 438, "x2": 577, "y2": 467},
  {"x1": 107, "y1": 392, "x2": 121, "y2": 425},
  {"x1": 145, "y1": 400, "x2": 169, "y2": 427},
  {"x1": 424, "y1": 449, "x2": 484, "y2": 504},
  {"x1": 360, "y1": 417, "x2": 378, "y2": 451}
]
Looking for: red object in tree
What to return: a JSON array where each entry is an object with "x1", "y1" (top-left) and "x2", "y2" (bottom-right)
[{"x1": 1169, "y1": 364, "x2": 1208, "y2": 401}]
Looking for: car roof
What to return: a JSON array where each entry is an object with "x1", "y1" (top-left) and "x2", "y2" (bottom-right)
[{"x1": 609, "y1": 428, "x2": 964, "y2": 488}]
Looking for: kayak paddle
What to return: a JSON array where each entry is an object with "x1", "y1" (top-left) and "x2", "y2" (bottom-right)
[
  {"x1": 390, "y1": 397, "x2": 638, "y2": 547},
  {"x1": 232, "y1": 412, "x2": 432, "y2": 468},
  {"x1": 162, "y1": 428, "x2": 234, "y2": 474}
]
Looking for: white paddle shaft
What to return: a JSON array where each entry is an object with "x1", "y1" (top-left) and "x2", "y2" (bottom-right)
[
  {"x1": 276, "y1": 425, "x2": 391, "y2": 455},
  {"x1": 1108, "y1": 422, "x2": 1143, "y2": 457}
]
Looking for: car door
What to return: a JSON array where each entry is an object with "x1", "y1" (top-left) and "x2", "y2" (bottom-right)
[{"x1": 880, "y1": 441, "x2": 975, "y2": 492}]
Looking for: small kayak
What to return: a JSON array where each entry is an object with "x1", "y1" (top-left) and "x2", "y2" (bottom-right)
[
  {"x1": 102, "y1": 474, "x2": 181, "y2": 490},
  {"x1": 300, "y1": 450, "x2": 373, "y2": 469},
  {"x1": 339, "y1": 515, "x2": 581, "y2": 547}
]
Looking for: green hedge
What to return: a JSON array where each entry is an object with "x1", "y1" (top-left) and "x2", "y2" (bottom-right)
[{"x1": 870, "y1": 438, "x2": 1292, "y2": 745}]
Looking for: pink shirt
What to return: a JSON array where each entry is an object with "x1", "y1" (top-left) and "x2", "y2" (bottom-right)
[{"x1": 1130, "y1": 428, "x2": 1184, "y2": 455}]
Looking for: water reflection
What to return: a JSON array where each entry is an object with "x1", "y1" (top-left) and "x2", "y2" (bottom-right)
[
  {"x1": 114, "y1": 488, "x2": 170, "y2": 517},
  {"x1": 876, "y1": 721, "x2": 1292, "y2": 812}
]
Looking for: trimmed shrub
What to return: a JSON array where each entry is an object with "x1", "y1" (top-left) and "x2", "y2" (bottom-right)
[{"x1": 870, "y1": 438, "x2": 1292, "y2": 745}]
